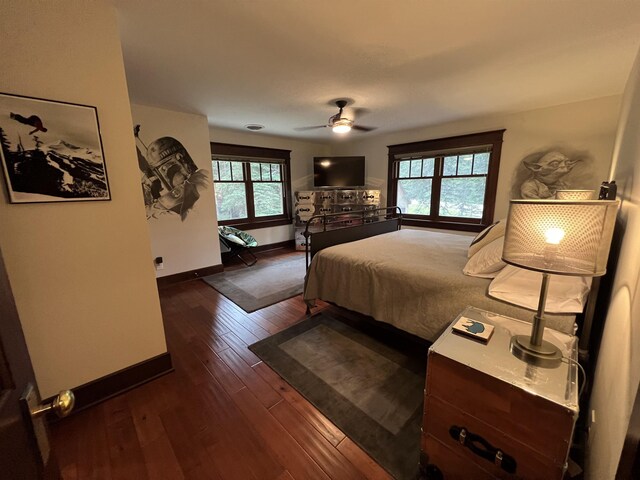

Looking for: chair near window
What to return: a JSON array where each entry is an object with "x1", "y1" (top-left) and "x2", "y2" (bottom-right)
[{"x1": 218, "y1": 226, "x2": 259, "y2": 266}]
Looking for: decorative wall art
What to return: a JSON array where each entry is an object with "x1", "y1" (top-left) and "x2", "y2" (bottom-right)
[
  {"x1": 134, "y1": 125, "x2": 208, "y2": 221},
  {"x1": 510, "y1": 148, "x2": 595, "y2": 199},
  {"x1": 0, "y1": 92, "x2": 111, "y2": 203}
]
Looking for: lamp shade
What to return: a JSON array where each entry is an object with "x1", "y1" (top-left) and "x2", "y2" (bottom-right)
[
  {"x1": 502, "y1": 199, "x2": 619, "y2": 277},
  {"x1": 555, "y1": 190, "x2": 595, "y2": 200},
  {"x1": 332, "y1": 119, "x2": 352, "y2": 133}
]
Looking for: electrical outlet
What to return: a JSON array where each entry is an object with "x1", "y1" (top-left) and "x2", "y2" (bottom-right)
[
  {"x1": 156, "y1": 262, "x2": 164, "y2": 270},
  {"x1": 154, "y1": 256, "x2": 164, "y2": 270}
]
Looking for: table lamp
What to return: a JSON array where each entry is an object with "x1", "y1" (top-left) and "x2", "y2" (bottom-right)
[
  {"x1": 502, "y1": 199, "x2": 619, "y2": 367},
  {"x1": 555, "y1": 190, "x2": 595, "y2": 200}
]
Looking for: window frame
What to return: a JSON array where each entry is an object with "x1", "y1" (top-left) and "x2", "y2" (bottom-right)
[
  {"x1": 211, "y1": 142, "x2": 292, "y2": 230},
  {"x1": 387, "y1": 130, "x2": 505, "y2": 232}
]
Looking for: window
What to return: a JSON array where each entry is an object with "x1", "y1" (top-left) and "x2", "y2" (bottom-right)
[
  {"x1": 211, "y1": 142, "x2": 292, "y2": 229},
  {"x1": 387, "y1": 130, "x2": 504, "y2": 232}
]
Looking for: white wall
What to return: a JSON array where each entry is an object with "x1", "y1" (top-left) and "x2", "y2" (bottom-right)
[
  {"x1": 0, "y1": 1, "x2": 167, "y2": 397},
  {"x1": 131, "y1": 104, "x2": 221, "y2": 277},
  {"x1": 587, "y1": 47, "x2": 640, "y2": 480},
  {"x1": 332, "y1": 96, "x2": 620, "y2": 219},
  {"x1": 208, "y1": 126, "x2": 330, "y2": 245}
]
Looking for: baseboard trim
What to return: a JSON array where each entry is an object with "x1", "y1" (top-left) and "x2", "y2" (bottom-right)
[
  {"x1": 46, "y1": 352, "x2": 173, "y2": 420},
  {"x1": 156, "y1": 264, "x2": 224, "y2": 288}
]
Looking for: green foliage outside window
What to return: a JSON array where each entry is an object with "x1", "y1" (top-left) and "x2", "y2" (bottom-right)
[
  {"x1": 254, "y1": 183, "x2": 283, "y2": 217},
  {"x1": 397, "y1": 179, "x2": 432, "y2": 215},
  {"x1": 213, "y1": 160, "x2": 285, "y2": 222},
  {"x1": 440, "y1": 177, "x2": 485, "y2": 218},
  {"x1": 394, "y1": 152, "x2": 489, "y2": 220},
  {"x1": 215, "y1": 183, "x2": 247, "y2": 221}
]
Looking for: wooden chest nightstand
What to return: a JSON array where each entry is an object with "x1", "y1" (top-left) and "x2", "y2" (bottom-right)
[{"x1": 420, "y1": 307, "x2": 579, "y2": 479}]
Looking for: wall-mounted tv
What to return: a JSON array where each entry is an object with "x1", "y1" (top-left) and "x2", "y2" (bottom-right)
[{"x1": 313, "y1": 156, "x2": 365, "y2": 187}]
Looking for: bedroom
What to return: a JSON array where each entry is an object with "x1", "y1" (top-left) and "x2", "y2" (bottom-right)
[{"x1": 1, "y1": 1, "x2": 640, "y2": 479}]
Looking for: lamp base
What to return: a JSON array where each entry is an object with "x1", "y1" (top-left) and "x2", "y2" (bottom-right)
[{"x1": 510, "y1": 335, "x2": 562, "y2": 368}]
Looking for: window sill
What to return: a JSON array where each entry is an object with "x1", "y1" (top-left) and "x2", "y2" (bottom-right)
[
  {"x1": 401, "y1": 218, "x2": 488, "y2": 233},
  {"x1": 220, "y1": 217, "x2": 292, "y2": 231}
]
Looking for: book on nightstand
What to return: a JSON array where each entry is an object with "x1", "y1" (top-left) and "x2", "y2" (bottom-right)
[{"x1": 451, "y1": 316, "x2": 494, "y2": 342}]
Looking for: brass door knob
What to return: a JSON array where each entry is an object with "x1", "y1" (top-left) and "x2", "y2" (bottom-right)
[{"x1": 31, "y1": 390, "x2": 75, "y2": 418}]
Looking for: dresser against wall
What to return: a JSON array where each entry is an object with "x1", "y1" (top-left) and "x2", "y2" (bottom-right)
[{"x1": 293, "y1": 189, "x2": 381, "y2": 251}]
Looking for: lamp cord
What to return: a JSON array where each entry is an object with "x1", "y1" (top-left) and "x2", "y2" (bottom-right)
[{"x1": 562, "y1": 356, "x2": 586, "y2": 399}]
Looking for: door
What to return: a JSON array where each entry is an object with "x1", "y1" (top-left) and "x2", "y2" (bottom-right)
[{"x1": 0, "y1": 246, "x2": 63, "y2": 479}]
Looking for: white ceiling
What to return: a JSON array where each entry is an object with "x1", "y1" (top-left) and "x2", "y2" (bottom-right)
[{"x1": 113, "y1": 0, "x2": 640, "y2": 143}]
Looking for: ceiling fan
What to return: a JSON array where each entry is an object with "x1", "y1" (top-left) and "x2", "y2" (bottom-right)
[{"x1": 296, "y1": 100, "x2": 376, "y2": 134}]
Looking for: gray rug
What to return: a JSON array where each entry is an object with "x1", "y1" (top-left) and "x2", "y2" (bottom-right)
[
  {"x1": 249, "y1": 312, "x2": 427, "y2": 480},
  {"x1": 202, "y1": 254, "x2": 306, "y2": 312}
]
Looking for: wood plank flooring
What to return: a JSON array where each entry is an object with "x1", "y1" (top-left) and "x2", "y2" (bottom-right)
[{"x1": 51, "y1": 249, "x2": 393, "y2": 480}]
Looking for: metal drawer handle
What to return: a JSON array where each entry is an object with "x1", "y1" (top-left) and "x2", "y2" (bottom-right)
[{"x1": 449, "y1": 425, "x2": 517, "y2": 474}]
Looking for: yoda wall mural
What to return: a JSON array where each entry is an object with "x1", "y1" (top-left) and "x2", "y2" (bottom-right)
[
  {"x1": 511, "y1": 148, "x2": 595, "y2": 199},
  {"x1": 134, "y1": 125, "x2": 208, "y2": 220}
]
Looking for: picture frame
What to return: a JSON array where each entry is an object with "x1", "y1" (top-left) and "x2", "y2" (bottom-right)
[{"x1": 0, "y1": 92, "x2": 111, "y2": 203}]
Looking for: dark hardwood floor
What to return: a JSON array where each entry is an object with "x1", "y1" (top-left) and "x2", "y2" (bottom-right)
[{"x1": 51, "y1": 248, "x2": 392, "y2": 480}]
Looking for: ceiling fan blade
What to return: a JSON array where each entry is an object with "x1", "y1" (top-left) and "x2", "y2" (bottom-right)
[
  {"x1": 352, "y1": 125, "x2": 377, "y2": 132},
  {"x1": 294, "y1": 125, "x2": 328, "y2": 131}
]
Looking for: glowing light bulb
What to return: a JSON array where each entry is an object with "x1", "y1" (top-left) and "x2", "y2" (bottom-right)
[
  {"x1": 332, "y1": 124, "x2": 351, "y2": 134},
  {"x1": 332, "y1": 118, "x2": 352, "y2": 134},
  {"x1": 544, "y1": 227, "x2": 565, "y2": 245}
]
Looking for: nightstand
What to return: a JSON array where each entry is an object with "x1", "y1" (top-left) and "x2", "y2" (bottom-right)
[{"x1": 420, "y1": 306, "x2": 579, "y2": 479}]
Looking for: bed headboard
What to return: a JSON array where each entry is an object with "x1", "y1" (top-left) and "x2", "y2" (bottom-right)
[{"x1": 305, "y1": 207, "x2": 402, "y2": 268}]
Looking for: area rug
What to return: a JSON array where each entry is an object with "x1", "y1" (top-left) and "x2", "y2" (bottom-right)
[
  {"x1": 249, "y1": 312, "x2": 427, "y2": 480},
  {"x1": 202, "y1": 253, "x2": 306, "y2": 312}
]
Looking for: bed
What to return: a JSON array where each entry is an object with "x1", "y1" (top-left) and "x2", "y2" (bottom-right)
[{"x1": 303, "y1": 220, "x2": 577, "y2": 343}]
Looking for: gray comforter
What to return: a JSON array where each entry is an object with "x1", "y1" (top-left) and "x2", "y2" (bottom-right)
[{"x1": 304, "y1": 229, "x2": 575, "y2": 342}]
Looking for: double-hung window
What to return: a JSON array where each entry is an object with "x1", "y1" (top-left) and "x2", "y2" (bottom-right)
[
  {"x1": 387, "y1": 130, "x2": 504, "y2": 232},
  {"x1": 211, "y1": 142, "x2": 292, "y2": 229}
]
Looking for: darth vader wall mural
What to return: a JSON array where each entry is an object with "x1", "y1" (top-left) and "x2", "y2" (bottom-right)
[{"x1": 134, "y1": 125, "x2": 208, "y2": 220}]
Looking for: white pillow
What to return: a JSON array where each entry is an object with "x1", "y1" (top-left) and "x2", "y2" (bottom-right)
[
  {"x1": 488, "y1": 265, "x2": 592, "y2": 313},
  {"x1": 468, "y1": 219, "x2": 506, "y2": 258},
  {"x1": 463, "y1": 237, "x2": 506, "y2": 278}
]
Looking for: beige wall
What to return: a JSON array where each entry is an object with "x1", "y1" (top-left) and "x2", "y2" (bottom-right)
[
  {"x1": 209, "y1": 98, "x2": 619, "y2": 245},
  {"x1": 587, "y1": 47, "x2": 640, "y2": 479},
  {"x1": 131, "y1": 104, "x2": 221, "y2": 277},
  {"x1": 208, "y1": 126, "x2": 330, "y2": 245},
  {"x1": 0, "y1": 1, "x2": 167, "y2": 397},
  {"x1": 332, "y1": 96, "x2": 620, "y2": 220}
]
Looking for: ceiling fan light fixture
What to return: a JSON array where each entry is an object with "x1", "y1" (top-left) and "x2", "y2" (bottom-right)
[{"x1": 332, "y1": 118, "x2": 352, "y2": 134}]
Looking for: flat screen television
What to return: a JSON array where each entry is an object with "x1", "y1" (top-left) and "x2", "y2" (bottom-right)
[{"x1": 313, "y1": 156, "x2": 365, "y2": 187}]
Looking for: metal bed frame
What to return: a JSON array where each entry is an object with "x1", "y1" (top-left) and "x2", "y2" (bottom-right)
[{"x1": 303, "y1": 206, "x2": 403, "y2": 269}]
